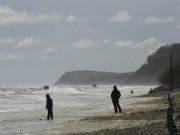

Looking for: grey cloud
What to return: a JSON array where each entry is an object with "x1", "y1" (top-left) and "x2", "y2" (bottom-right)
[
  {"x1": 16, "y1": 37, "x2": 40, "y2": 48},
  {"x1": 108, "y1": 11, "x2": 131, "y2": 22},
  {"x1": 0, "y1": 38, "x2": 16, "y2": 44},
  {"x1": 72, "y1": 40, "x2": 99, "y2": 48},
  {"x1": 144, "y1": 16, "x2": 174, "y2": 24},
  {"x1": 114, "y1": 38, "x2": 157, "y2": 48},
  {"x1": 0, "y1": 6, "x2": 62, "y2": 25},
  {"x1": 65, "y1": 14, "x2": 97, "y2": 23},
  {"x1": 42, "y1": 47, "x2": 56, "y2": 54},
  {"x1": 0, "y1": 52, "x2": 25, "y2": 61},
  {"x1": 0, "y1": 6, "x2": 96, "y2": 25}
]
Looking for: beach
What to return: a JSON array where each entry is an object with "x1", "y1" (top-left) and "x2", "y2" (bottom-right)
[
  {"x1": 31, "y1": 89, "x2": 172, "y2": 135},
  {"x1": 0, "y1": 85, "x2": 154, "y2": 134}
]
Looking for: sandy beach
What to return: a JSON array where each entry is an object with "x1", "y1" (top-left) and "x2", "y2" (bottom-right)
[{"x1": 31, "y1": 90, "x2": 173, "y2": 135}]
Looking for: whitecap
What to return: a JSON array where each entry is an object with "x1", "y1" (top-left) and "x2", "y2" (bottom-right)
[{"x1": 23, "y1": 133, "x2": 30, "y2": 135}]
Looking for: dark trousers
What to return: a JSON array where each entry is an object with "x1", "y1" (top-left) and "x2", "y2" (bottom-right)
[
  {"x1": 112, "y1": 100, "x2": 122, "y2": 113},
  {"x1": 47, "y1": 107, "x2": 53, "y2": 120}
]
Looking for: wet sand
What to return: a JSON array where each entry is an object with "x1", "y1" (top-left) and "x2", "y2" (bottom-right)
[{"x1": 32, "y1": 90, "x2": 172, "y2": 135}]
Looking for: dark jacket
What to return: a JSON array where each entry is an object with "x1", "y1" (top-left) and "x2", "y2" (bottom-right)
[
  {"x1": 111, "y1": 89, "x2": 121, "y2": 101},
  {"x1": 46, "y1": 94, "x2": 53, "y2": 108}
]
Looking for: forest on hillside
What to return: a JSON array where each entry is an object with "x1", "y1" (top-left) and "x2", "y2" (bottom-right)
[
  {"x1": 127, "y1": 43, "x2": 180, "y2": 85},
  {"x1": 55, "y1": 43, "x2": 180, "y2": 85}
]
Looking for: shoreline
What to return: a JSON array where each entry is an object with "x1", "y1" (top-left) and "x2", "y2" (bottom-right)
[{"x1": 31, "y1": 89, "x2": 175, "y2": 135}]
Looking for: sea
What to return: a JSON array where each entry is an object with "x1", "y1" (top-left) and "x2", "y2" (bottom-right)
[{"x1": 0, "y1": 85, "x2": 154, "y2": 135}]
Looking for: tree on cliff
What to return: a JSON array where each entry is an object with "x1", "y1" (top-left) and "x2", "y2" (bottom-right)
[
  {"x1": 128, "y1": 43, "x2": 180, "y2": 84},
  {"x1": 158, "y1": 62, "x2": 180, "y2": 88}
]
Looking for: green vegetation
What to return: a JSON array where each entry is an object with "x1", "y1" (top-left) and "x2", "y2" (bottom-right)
[
  {"x1": 128, "y1": 43, "x2": 180, "y2": 84},
  {"x1": 172, "y1": 92, "x2": 180, "y2": 131},
  {"x1": 173, "y1": 93, "x2": 180, "y2": 112},
  {"x1": 158, "y1": 62, "x2": 180, "y2": 88},
  {"x1": 55, "y1": 43, "x2": 180, "y2": 85}
]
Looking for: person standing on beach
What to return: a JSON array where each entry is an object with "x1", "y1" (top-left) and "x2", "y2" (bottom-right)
[
  {"x1": 111, "y1": 85, "x2": 122, "y2": 113},
  {"x1": 46, "y1": 94, "x2": 53, "y2": 120}
]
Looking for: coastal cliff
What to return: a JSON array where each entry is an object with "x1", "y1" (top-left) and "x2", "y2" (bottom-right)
[
  {"x1": 55, "y1": 43, "x2": 180, "y2": 85},
  {"x1": 55, "y1": 71, "x2": 132, "y2": 85}
]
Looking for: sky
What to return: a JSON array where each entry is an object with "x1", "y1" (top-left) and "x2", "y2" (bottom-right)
[{"x1": 0, "y1": 0, "x2": 180, "y2": 86}]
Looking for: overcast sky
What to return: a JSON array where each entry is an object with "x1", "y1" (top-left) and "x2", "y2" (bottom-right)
[{"x1": 0, "y1": 0, "x2": 180, "y2": 86}]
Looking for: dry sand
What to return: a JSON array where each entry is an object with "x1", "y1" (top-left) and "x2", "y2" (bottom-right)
[{"x1": 32, "y1": 91, "x2": 171, "y2": 135}]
